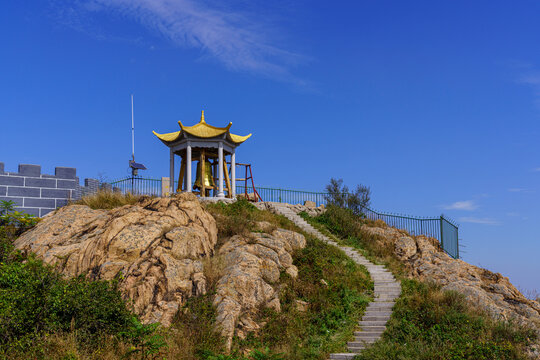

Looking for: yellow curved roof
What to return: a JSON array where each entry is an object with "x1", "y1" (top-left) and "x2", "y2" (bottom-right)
[
  {"x1": 153, "y1": 111, "x2": 252, "y2": 145},
  {"x1": 152, "y1": 130, "x2": 180, "y2": 142}
]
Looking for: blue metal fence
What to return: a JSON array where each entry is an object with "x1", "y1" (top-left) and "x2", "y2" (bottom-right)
[
  {"x1": 363, "y1": 208, "x2": 459, "y2": 258},
  {"x1": 108, "y1": 178, "x2": 459, "y2": 259},
  {"x1": 237, "y1": 185, "x2": 327, "y2": 206},
  {"x1": 110, "y1": 177, "x2": 162, "y2": 195}
]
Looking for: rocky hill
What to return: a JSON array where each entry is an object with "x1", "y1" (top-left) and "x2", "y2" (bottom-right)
[
  {"x1": 14, "y1": 193, "x2": 307, "y2": 350},
  {"x1": 361, "y1": 223, "x2": 540, "y2": 335}
]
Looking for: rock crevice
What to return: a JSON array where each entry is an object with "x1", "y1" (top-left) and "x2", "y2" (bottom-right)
[{"x1": 213, "y1": 228, "x2": 306, "y2": 350}]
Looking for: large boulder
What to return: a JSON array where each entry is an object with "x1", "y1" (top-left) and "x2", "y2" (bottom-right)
[
  {"x1": 362, "y1": 224, "x2": 540, "y2": 332},
  {"x1": 213, "y1": 228, "x2": 306, "y2": 350},
  {"x1": 14, "y1": 193, "x2": 218, "y2": 326}
]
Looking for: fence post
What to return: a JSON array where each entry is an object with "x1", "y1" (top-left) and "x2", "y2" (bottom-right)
[{"x1": 439, "y1": 215, "x2": 445, "y2": 252}]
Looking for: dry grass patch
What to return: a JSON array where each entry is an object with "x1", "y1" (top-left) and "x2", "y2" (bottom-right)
[
  {"x1": 74, "y1": 190, "x2": 145, "y2": 210},
  {"x1": 202, "y1": 254, "x2": 227, "y2": 290}
]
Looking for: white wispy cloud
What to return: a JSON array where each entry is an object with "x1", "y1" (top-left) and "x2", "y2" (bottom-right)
[
  {"x1": 532, "y1": 167, "x2": 540, "y2": 172},
  {"x1": 57, "y1": 0, "x2": 304, "y2": 81},
  {"x1": 459, "y1": 217, "x2": 500, "y2": 225},
  {"x1": 518, "y1": 72, "x2": 540, "y2": 108},
  {"x1": 442, "y1": 200, "x2": 478, "y2": 211},
  {"x1": 508, "y1": 188, "x2": 534, "y2": 193}
]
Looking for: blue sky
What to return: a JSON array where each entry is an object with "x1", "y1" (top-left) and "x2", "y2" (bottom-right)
[{"x1": 1, "y1": 1, "x2": 540, "y2": 292}]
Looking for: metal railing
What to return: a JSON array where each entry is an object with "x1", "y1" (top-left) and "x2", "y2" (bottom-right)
[
  {"x1": 107, "y1": 178, "x2": 459, "y2": 259},
  {"x1": 109, "y1": 177, "x2": 163, "y2": 196},
  {"x1": 363, "y1": 208, "x2": 459, "y2": 259},
  {"x1": 237, "y1": 185, "x2": 327, "y2": 206}
]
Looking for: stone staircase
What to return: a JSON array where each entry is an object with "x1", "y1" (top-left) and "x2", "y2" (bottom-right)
[{"x1": 265, "y1": 202, "x2": 401, "y2": 360}]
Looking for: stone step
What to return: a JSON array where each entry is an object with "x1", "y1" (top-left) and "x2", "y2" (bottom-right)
[
  {"x1": 363, "y1": 311, "x2": 392, "y2": 317},
  {"x1": 355, "y1": 330, "x2": 385, "y2": 337},
  {"x1": 367, "y1": 301, "x2": 395, "y2": 307},
  {"x1": 355, "y1": 327, "x2": 386, "y2": 335},
  {"x1": 329, "y1": 353, "x2": 357, "y2": 359},
  {"x1": 365, "y1": 307, "x2": 394, "y2": 313},
  {"x1": 272, "y1": 205, "x2": 401, "y2": 360},
  {"x1": 349, "y1": 338, "x2": 377, "y2": 345},
  {"x1": 349, "y1": 346, "x2": 366, "y2": 353},
  {"x1": 362, "y1": 315, "x2": 391, "y2": 322},
  {"x1": 374, "y1": 289, "x2": 401, "y2": 293},
  {"x1": 364, "y1": 308, "x2": 394, "y2": 313},
  {"x1": 375, "y1": 291, "x2": 401, "y2": 295},
  {"x1": 375, "y1": 294, "x2": 401, "y2": 299},
  {"x1": 359, "y1": 320, "x2": 388, "y2": 326}
]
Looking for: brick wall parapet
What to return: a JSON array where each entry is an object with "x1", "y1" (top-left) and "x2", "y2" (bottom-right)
[{"x1": 0, "y1": 161, "x2": 105, "y2": 217}]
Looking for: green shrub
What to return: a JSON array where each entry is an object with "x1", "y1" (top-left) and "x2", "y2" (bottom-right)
[
  {"x1": 0, "y1": 200, "x2": 40, "y2": 239},
  {"x1": 325, "y1": 178, "x2": 370, "y2": 215},
  {"x1": 0, "y1": 240, "x2": 133, "y2": 353},
  {"x1": 199, "y1": 348, "x2": 284, "y2": 360},
  {"x1": 120, "y1": 317, "x2": 167, "y2": 360}
]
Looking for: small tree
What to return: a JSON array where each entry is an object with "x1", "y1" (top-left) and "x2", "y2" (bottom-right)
[{"x1": 324, "y1": 178, "x2": 370, "y2": 215}]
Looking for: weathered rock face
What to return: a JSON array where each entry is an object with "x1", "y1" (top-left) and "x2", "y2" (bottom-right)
[
  {"x1": 14, "y1": 193, "x2": 218, "y2": 326},
  {"x1": 362, "y1": 224, "x2": 540, "y2": 332},
  {"x1": 213, "y1": 228, "x2": 306, "y2": 350}
]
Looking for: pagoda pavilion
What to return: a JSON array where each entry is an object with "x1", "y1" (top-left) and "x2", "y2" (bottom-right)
[{"x1": 153, "y1": 111, "x2": 251, "y2": 198}]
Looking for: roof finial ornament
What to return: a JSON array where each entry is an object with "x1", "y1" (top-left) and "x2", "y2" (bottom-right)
[{"x1": 200, "y1": 110, "x2": 205, "y2": 123}]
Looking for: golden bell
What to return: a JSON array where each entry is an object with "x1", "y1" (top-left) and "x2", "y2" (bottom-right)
[{"x1": 194, "y1": 160, "x2": 216, "y2": 189}]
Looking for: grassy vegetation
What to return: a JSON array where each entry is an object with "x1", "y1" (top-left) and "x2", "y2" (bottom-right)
[
  {"x1": 301, "y1": 205, "x2": 538, "y2": 360},
  {"x1": 74, "y1": 190, "x2": 144, "y2": 210},
  {"x1": 205, "y1": 200, "x2": 373, "y2": 359},
  {"x1": 1, "y1": 197, "x2": 373, "y2": 359},
  {"x1": 205, "y1": 199, "x2": 296, "y2": 239},
  {"x1": 300, "y1": 205, "x2": 405, "y2": 275},
  {"x1": 357, "y1": 280, "x2": 535, "y2": 360},
  {"x1": 0, "y1": 224, "x2": 152, "y2": 359}
]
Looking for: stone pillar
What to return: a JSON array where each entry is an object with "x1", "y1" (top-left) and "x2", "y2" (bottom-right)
[
  {"x1": 213, "y1": 160, "x2": 218, "y2": 197},
  {"x1": 184, "y1": 157, "x2": 188, "y2": 191},
  {"x1": 169, "y1": 149, "x2": 174, "y2": 193},
  {"x1": 218, "y1": 142, "x2": 224, "y2": 198},
  {"x1": 186, "y1": 142, "x2": 192, "y2": 192},
  {"x1": 161, "y1": 177, "x2": 170, "y2": 197},
  {"x1": 231, "y1": 149, "x2": 236, "y2": 197}
]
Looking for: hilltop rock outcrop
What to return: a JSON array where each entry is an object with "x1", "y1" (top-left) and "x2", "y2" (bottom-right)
[
  {"x1": 14, "y1": 194, "x2": 308, "y2": 350},
  {"x1": 14, "y1": 193, "x2": 218, "y2": 326},
  {"x1": 362, "y1": 224, "x2": 540, "y2": 333},
  {"x1": 214, "y1": 228, "x2": 306, "y2": 350}
]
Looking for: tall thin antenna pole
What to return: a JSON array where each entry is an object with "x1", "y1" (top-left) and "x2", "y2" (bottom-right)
[{"x1": 131, "y1": 94, "x2": 135, "y2": 161}]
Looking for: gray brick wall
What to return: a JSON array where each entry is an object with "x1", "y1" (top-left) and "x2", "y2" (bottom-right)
[{"x1": 0, "y1": 162, "x2": 105, "y2": 217}]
